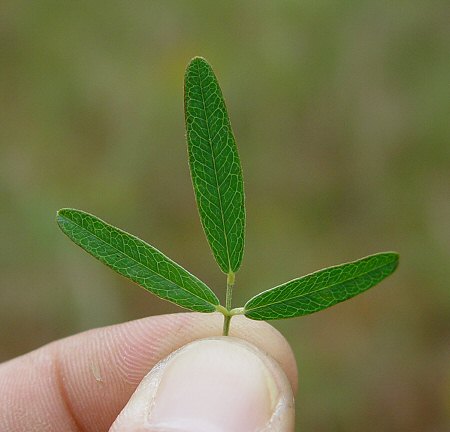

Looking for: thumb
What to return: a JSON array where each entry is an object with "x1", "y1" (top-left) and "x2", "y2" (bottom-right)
[{"x1": 110, "y1": 337, "x2": 295, "y2": 431}]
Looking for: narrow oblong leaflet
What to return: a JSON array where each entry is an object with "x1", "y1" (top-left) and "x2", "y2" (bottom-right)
[
  {"x1": 57, "y1": 208, "x2": 220, "y2": 312},
  {"x1": 184, "y1": 57, "x2": 245, "y2": 274},
  {"x1": 244, "y1": 252, "x2": 399, "y2": 320}
]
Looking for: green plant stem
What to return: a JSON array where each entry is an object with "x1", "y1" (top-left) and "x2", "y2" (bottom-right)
[
  {"x1": 226, "y1": 271, "x2": 235, "y2": 310},
  {"x1": 222, "y1": 313, "x2": 231, "y2": 336},
  {"x1": 222, "y1": 272, "x2": 235, "y2": 335},
  {"x1": 220, "y1": 308, "x2": 244, "y2": 336}
]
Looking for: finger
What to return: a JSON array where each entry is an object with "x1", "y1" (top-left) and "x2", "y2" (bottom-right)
[
  {"x1": 110, "y1": 337, "x2": 295, "y2": 432},
  {"x1": 0, "y1": 313, "x2": 297, "y2": 432}
]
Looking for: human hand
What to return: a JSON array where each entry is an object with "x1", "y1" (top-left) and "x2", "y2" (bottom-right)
[{"x1": 0, "y1": 313, "x2": 297, "y2": 431}]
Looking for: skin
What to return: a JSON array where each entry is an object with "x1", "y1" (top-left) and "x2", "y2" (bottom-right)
[{"x1": 0, "y1": 313, "x2": 297, "y2": 431}]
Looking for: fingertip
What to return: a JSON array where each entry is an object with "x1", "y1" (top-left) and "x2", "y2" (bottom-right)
[
  {"x1": 115, "y1": 313, "x2": 298, "y2": 394},
  {"x1": 110, "y1": 337, "x2": 295, "y2": 431}
]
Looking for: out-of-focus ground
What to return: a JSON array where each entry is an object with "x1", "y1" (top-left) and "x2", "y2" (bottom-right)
[{"x1": 1, "y1": 1, "x2": 449, "y2": 430}]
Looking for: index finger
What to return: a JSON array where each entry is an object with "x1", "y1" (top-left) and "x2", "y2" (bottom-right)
[{"x1": 0, "y1": 313, "x2": 297, "y2": 432}]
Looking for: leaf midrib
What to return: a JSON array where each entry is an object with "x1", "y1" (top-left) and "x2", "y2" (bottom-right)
[
  {"x1": 59, "y1": 212, "x2": 214, "y2": 306},
  {"x1": 196, "y1": 60, "x2": 232, "y2": 273},
  {"x1": 245, "y1": 257, "x2": 396, "y2": 312}
]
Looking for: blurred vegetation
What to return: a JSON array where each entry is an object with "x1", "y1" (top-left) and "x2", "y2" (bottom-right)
[{"x1": 1, "y1": 1, "x2": 449, "y2": 430}]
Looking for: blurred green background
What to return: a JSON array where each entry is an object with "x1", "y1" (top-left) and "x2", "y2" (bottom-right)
[{"x1": 1, "y1": 1, "x2": 449, "y2": 430}]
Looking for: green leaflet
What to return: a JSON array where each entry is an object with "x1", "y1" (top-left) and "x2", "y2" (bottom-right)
[
  {"x1": 56, "y1": 208, "x2": 219, "y2": 312},
  {"x1": 244, "y1": 252, "x2": 399, "y2": 320},
  {"x1": 184, "y1": 57, "x2": 245, "y2": 274}
]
